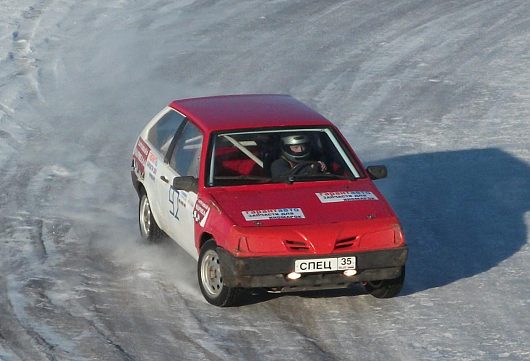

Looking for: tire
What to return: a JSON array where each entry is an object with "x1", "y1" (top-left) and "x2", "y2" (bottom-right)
[
  {"x1": 138, "y1": 192, "x2": 161, "y2": 242},
  {"x1": 198, "y1": 240, "x2": 240, "y2": 307},
  {"x1": 365, "y1": 266, "x2": 405, "y2": 299}
]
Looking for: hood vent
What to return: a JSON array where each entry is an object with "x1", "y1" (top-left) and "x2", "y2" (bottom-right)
[
  {"x1": 334, "y1": 236, "x2": 358, "y2": 250},
  {"x1": 284, "y1": 239, "x2": 311, "y2": 252}
]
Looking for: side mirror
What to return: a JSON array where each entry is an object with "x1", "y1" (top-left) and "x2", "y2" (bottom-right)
[
  {"x1": 173, "y1": 176, "x2": 198, "y2": 192},
  {"x1": 366, "y1": 165, "x2": 387, "y2": 180}
]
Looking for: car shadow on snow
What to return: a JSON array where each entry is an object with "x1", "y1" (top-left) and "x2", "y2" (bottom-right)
[
  {"x1": 235, "y1": 285, "x2": 368, "y2": 306},
  {"x1": 374, "y1": 148, "x2": 530, "y2": 294}
]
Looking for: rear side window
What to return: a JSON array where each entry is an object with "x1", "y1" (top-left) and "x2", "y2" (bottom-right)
[
  {"x1": 169, "y1": 121, "x2": 203, "y2": 178},
  {"x1": 148, "y1": 109, "x2": 185, "y2": 155}
]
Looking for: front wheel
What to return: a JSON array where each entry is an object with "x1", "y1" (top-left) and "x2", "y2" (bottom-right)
[
  {"x1": 365, "y1": 266, "x2": 405, "y2": 298},
  {"x1": 198, "y1": 240, "x2": 239, "y2": 306},
  {"x1": 138, "y1": 192, "x2": 161, "y2": 242}
]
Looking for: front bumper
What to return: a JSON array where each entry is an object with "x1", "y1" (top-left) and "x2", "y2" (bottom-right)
[{"x1": 217, "y1": 246, "x2": 408, "y2": 291}]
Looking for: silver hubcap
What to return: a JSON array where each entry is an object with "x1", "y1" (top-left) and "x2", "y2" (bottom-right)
[
  {"x1": 200, "y1": 249, "x2": 223, "y2": 297},
  {"x1": 140, "y1": 196, "x2": 151, "y2": 236}
]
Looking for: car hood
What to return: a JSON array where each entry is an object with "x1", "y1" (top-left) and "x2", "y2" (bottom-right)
[{"x1": 208, "y1": 180, "x2": 397, "y2": 227}]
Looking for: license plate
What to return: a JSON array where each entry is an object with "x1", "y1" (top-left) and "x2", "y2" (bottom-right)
[{"x1": 294, "y1": 256, "x2": 356, "y2": 273}]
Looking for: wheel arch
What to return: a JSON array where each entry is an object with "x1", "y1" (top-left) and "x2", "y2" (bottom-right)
[
  {"x1": 131, "y1": 169, "x2": 144, "y2": 198},
  {"x1": 137, "y1": 182, "x2": 146, "y2": 197},
  {"x1": 136, "y1": 181, "x2": 166, "y2": 239},
  {"x1": 198, "y1": 232, "x2": 215, "y2": 250}
]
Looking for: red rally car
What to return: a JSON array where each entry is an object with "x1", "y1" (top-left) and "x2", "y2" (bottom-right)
[{"x1": 131, "y1": 94, "x2": 408, "y2": 306}]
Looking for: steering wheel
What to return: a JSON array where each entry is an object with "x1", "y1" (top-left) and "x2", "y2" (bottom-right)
[{"x1": 288, "y1": 161, "x2": 323, "y2": 177}]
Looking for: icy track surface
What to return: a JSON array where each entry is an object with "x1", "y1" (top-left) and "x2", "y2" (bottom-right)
[{"x1": 1, "y1": 1, "x2": 529, "y2": 360}]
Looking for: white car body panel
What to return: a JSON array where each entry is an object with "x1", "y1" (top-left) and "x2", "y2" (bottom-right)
[
  {"x1": 154, "y1": 161, "x2": 198, "y2": 260},
  {"x1": 134, "y1": 106, "x2": 199, "y2": 260}
]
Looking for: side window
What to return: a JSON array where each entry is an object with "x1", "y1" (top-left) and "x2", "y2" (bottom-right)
[
  {"x1": 169, "y1": 121, "x2": 203, "y2": 178},
  {"x1": 147, "y1": 110, "x2": 185, "y2": 155}
]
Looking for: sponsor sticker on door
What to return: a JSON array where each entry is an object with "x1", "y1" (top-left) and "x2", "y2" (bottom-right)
[
  {"x1": 133, "y1": 137, "x2": 150, "y2": 179},
  {"x1": 193, "y1": 199, "x2": 211, "y2": 227}
]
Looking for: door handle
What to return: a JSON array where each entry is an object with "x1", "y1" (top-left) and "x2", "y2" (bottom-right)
[{"x1": 160, "y1": 175, "x2": 169, "y2": 183}]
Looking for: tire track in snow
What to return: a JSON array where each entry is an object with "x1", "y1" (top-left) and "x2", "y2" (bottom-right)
[
  {"x1": 81, "y1": 250, "x2": 230, "y2": 361},
  {"x1": 0, "y1": 0, "x2": 54, "y2": 208},
  {"x1": 9, "y1": 0, "x2": 54, "y2": 102},
  {"x1": 0, "y1": 274, "x2": 59, "y2": 361},
  {"x1": 0, "y1": 214, "x2": 140, "y2": 361}
]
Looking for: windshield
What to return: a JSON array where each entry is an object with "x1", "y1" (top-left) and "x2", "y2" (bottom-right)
[{"x1": 207, "y1": 128, "x2": 362, "y2": 186}]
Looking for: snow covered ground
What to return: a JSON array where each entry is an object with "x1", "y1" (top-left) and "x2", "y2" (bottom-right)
[{"x1": 1, "y1": 0, "x2": 529, "y2": 360}]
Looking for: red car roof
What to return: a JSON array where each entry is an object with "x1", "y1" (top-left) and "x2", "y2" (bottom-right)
[{"x1": 169, "y1": 94, "x2": 331, "y2": 132}]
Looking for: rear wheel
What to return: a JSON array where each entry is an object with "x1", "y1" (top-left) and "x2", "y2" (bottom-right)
[
  {"x1": 365, "y1": 266, "x2": 405, "y2": 298},
  {"x1": 139, "y1": 192, "x2": 161, "y2": 242},
  {"x1": 198, "y1": 240, "x2": 239, "y2": 306}
]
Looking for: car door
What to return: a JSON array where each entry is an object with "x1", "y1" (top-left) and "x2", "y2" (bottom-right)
[
  {"x1": 144, "y1": 108, "x2": 186, "y2": 222},
  {"x1": 154, "y1": 120, "x2": 203, "y2": 259}
]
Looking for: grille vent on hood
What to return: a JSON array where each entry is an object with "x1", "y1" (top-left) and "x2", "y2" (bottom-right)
[
  {"x1": 284, "y1": 239, "x2": 311, "y2": 252},
  {"x1": 334, "y1": 236, "x2": 358, "y2": 250}
]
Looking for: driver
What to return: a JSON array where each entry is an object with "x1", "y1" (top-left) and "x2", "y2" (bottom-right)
[{"x1": 271, "y1": 134, "x2": 327, "y2": 181}]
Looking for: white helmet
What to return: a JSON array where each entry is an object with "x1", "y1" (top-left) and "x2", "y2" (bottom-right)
[{"x1": 281, "y1": 134, "x2": 311, "y2": 162}]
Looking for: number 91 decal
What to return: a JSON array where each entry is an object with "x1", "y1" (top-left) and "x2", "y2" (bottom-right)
[{"x1": 169, "y1": 187, "x2": 181, "y2": 220}]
